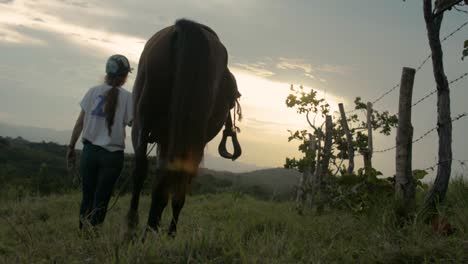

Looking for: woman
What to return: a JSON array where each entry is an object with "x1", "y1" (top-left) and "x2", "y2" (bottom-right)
[{"x1": 66, "y1": 54, "x2": 133, "y2": 229}]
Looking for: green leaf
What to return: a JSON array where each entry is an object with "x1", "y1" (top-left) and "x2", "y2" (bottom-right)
[{"x1": 412, "y1": 169, "x2": 428, "y2": 180}]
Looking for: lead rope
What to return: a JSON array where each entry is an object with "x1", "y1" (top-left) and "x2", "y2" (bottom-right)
[
  {"x1": 233, "y1": 103, "x2": 237, "y2": 131},
  {"x1": 233, "y1": 99, "x2": 242, "y2": 133}
]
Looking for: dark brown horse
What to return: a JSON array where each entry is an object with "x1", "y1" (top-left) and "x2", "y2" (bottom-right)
[{"x1": 127, "y1": 19, "x2": 241, "y2": 236}]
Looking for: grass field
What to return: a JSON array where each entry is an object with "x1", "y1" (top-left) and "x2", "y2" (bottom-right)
[{"x1": 1, "y1": 179, "x2": 468, "y2": 264}]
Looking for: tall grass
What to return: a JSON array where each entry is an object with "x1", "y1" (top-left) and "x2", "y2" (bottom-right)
[{"x1": 0, "y1": 180, "x2": 467, "y2": 263}]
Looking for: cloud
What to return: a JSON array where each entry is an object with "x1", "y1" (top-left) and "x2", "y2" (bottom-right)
[
  {"x1": 276, "y1": 57, "x2": 313, "y2": 73},
  {"x1": 25, "y1": 0, "x2": 124, "y2": 17},
  {"x1": 316, "y1": 64, "x2": 352, "y2": 75},
  {"x1": 275, "y1": 57, "x2": 352, "y2": 82},
  {"x1": 0, "y1": 26, "x2": 46, "y2": 45},
  {"x1": 56, "y1": 0, "x2": 90, "y2": 9},
  {"x1": 234, "y1": 63, "x2": 275, "y2": 77},
  {"x1": 0, "y1": 0, "x2": 145, "y2": 61},
  {"x1": 305, "y1": 73, "x2": 316, "y2": 80},
  {"x1": 244, "y1": 117, "x2": 295, "y2": 129}
]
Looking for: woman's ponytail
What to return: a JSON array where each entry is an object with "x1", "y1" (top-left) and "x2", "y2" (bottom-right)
[{"x1": 104, "y1": 75, "x2": 127, "y2": 136}]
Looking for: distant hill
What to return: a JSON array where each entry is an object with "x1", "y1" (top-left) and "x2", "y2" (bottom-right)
[
  {"x1": 0, "y1": 122, "x2": 71, "y2": 145},
  {"x1": 0, "y1": 136, "x2": 74, "y2": 195},
  {"x1": 198, "y1": 167, "x2": 300, "y2": 199},
  {"x1": 0, "y1": 136, "x2": 300, "y2": 199},
  {"x1": 238, "y1": 168, "x2": 300, "y2": 193},
  {"x1": 0, "y1": 136, "x2": 67, "y2": 179},
  {"x1": 201, "y1": 153, "x2": 262, "y2": 173},
  {"x1": 0, "y1": 122, "x2": 263, "y2": 173}
]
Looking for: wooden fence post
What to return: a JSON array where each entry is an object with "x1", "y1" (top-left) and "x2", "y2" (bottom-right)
[
  {"x1": 296, "y1": 167, "x2": 308, "y2": 213},
  {"x1": 322, "y1": 115, "x2": 333, "y2": 177},
  {"x1": 315, "y1": 116, "x2": 333, "y2": 213},
  {"x1": 309, "y1": 134, "x2": 317, "y2": 179},
  {"x1": 364, "y1": 102, "x2": 373, "y2": 176},
  {"x1": 296, "y1": 134, "x2": 314, "y2": 214},
  {"x1": 310, "y1": 132, "x2": 322, "y2": 209},
  {"x1": 308, "y1": 134, "x2": 316, "y2": 208},
  {"x1": 395, "y1": 67, "x2": 416, "y2": 214},
  {"x1": 338, "y1": 103, "x2": 354, "y2": 174},
  {"x1": 296, "y1": 134, "x2": 316, "y2": 213}
]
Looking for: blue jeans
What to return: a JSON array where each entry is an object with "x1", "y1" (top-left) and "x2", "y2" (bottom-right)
[{"x1": 79, "y1": 141, "x2": 124, "y2": 229}]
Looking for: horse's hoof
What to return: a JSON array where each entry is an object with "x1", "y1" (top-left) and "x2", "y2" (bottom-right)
[
  {"x1": 126, "y1": 211, "x2": 139, "y2": 230},
  {"x1": 167, "y1": 226, "x2": 177, "y2": 238}
]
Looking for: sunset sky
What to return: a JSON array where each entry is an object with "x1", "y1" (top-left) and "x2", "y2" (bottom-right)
[{"x1": 1, "y1": 0, "x2": 468, "y2": 177}]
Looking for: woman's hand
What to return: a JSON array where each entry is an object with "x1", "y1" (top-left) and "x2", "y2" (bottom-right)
[
  {"x1": 67, "y1": 110, "x2": 84, "y2": 170},
  {"x1": 66, "y1": 146, "x2": 76, "y2": 169}
]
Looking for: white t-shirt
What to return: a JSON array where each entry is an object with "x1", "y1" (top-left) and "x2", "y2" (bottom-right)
[{"x1": 80, "y1": 84, "x2": 133, "y2": 152}]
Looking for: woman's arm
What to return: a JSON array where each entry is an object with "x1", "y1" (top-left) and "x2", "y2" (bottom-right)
[
  {"x1": 69, "y1": 110, "x2": 85, "y2": 148},
  {"x1": 66, "y1": 110, "x2": 85, "y2": 169}
]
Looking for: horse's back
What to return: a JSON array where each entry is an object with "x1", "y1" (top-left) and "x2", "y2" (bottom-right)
[{"x1": 134, "y1": 20, "x2": 235, "y2": 145}]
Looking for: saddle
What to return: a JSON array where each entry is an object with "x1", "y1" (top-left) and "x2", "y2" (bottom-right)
[{"x1": 218, "y1": 102, "x2": 242, "y2": 161}]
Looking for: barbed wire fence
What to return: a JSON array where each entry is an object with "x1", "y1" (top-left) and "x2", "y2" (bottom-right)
[
  {"x1": 409, "y1": 71, "x2": 468, "y2": 110},
  {"x1": 421, "y1": 159, "x2": 468, "y2": 173},
  {"x1": 350, "y1": 70, "x2": 468, "y2": 158},
  {"x1": 376, "y1": 71, "x2": 468, "y2": 123},
  {"x1": 345, "y1": 20, "x2": 468, "y2": 114},
  {"x1": 373, "y1": 112, "x2": 468, "y2": 154},
  {"x1": 339, "y1": 20, "x2": 468, "y2": 174}
]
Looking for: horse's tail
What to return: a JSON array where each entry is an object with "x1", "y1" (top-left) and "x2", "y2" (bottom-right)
[{"x1": 168, "y1": 19, "x2": 212, "y2": 170}]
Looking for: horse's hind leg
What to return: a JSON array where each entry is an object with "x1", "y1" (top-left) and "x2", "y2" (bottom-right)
[
  {"x1": 168, "y1": 175, "x2": 187, "y2": 236},
  {"x1": 146, "y1": 169, "x2": 169, "y2": 233},
  {"x1": 126, "y1": 125, "x2": 148, "y2": 231},
  {"x1": 126, "y1": 64, "x2": 149, "y2": 232}
]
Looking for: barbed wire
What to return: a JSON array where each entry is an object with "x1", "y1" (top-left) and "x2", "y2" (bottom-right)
[
  {"x1": 451, "y1": 111, "x2": 468, "y2": 122},
  {"x1": 350, "y1": 72, "x2": 468, "y2": 157},
  {"x1": 344, "y1": 82, "x2": 400, "y2": 114},
  {"x1": 412, "y1": 112, "x2": 467, "y2": 146},
  {"x1": 411, "y1": 127, "x2": 438, "y2": 145},
  {"x1": 373, "y1": 145, "x2": 397, "y2": 154},
  {"x1": 449, "y1": 71, "x2": 468, "y2": 84},
  {"x1": 420, "y1": 159, "x2": 468, "y2": 172},
  {"x1": 411, "y1": 89, "x2": 437, "y2": 108},
  {"x1": 409, "y1": 71, "x2": 468, "y2": 110},
  {"x1": 420, "y1": 159, "x2": 451, "y2": 172},
  {"x1": 415, "y1": 54, "x2": 432, "y2": 72},
  {"x1": 348, "y1": 71, "x2": 468, "y2": 145},
  {"x1": 371, "y1": 83, "x2": 400, "y2": 105},
  {"x1": 345, "y1": 20, "x2": 468, "y2": 115},
  {"x1": 441, "y1": 20, "x2": 468, "y2": 42},
  {"x1": 372, "y1": 21, "x2": 468, "y2": 105},
  {"x1": 411, "y1": 21, "x2": 467, "y2": 74},
  {"x1": 373, "y1": 112, "x2": 468, "y2": 154},
  {"x1": 367, "y1": 70, "x2": 468, "y2": 120},
  {"x1": 454, "y1": 6, "x2": 468, "y2": 15}
]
